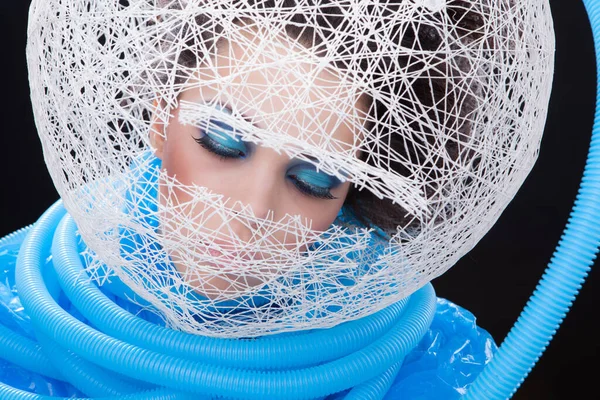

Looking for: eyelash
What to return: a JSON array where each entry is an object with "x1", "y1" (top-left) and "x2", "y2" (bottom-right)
[
  {"x1": 194, "y1": 127, "x2": 338, "y2": 200},
  {"x1": 288, "y1": 175, "x2": 337, "y2": 200},
  {"x1": 194, "y1": 133, "x2": 247, "y2": 160}
]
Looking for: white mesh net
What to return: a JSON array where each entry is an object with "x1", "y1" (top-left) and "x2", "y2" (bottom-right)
[{"x1": 26, "y1": 0, "x2": 555, "y2": 338}]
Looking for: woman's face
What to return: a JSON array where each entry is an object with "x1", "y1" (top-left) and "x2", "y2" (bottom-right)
[{"x1": 150, "y1": 29, "x2": 367, "y2": 299}]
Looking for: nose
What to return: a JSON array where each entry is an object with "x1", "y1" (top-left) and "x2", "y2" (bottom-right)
[{"x1": 229, "y1": 154, "x2": 281, "y2": 241}]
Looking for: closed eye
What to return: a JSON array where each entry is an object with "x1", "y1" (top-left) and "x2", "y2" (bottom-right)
[
  {"x1": 287, "y1": 164, "x2": 343, "y2": 200},
  {"x1": 194, "y1": 117, "x2": 250, "y2": 159},
  {"x1": 288, "y1": 175, "x2": 337, "y2": 199},
  {"x1": 194, "y1": 132, "x2": 248, "y2": 159},
  {"x1": 191, "y1": 103, "x2": 343, "y2": 201}
]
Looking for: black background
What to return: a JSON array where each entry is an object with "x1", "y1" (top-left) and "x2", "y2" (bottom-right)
[{"x1": 1, "y1": 1, "x2": 598, "y2": 398}]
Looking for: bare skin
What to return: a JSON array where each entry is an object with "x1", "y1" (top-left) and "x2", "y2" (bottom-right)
[{"x1": 149, "y1": 27, "x2": 367, "y2": 299}]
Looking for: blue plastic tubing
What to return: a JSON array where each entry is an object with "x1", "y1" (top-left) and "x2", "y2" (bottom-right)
[
  {"x1": 464, "y1": 1, "x2": 600, "y2": 398},
  {"x1": 0, "y1": 199, "x2": 437, "y2": 400}
]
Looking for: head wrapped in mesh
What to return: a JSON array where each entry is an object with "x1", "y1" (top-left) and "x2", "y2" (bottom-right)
[{"x1": 26, "y1": 0, "x2": 555, "y2": 337}]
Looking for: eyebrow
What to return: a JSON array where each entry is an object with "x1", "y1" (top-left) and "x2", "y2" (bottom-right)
[
  {"x1": 298, "y1": 154, "x2": 320, "y2": 165},
  {"x1": 209, "y1": 101, "x2": 322, "y2": 161},
  {"x1": 213, "y1": 99, "x2": 264, "y2": 131},
  {"x1": 208, "y1": 104, "x2": 332, "y2": 167},
  {"x1": 198, "y1": 99, "x2": 348, "y2": 168}
]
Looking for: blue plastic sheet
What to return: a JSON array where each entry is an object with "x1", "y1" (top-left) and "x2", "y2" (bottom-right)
[
  {"x1": 385, "y1": 298, "x2": 497, "y2": 399},
  {"x1": 0, "y1": 229, "x2": 497, "y2": 399}
]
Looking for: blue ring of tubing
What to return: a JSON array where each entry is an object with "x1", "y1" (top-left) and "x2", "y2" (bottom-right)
[
  {"x1": 0, "y1": 199, "x2": 436, "y2": 399},
  {"x1": 51, "y1": 213, "x2": 411, "y2": 370}
]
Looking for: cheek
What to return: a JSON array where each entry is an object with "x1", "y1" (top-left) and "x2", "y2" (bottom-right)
[
  {"x1": 290, "y1": 184, "x2": 350, "y2": 233},
  {"x1": 161, "y1": 125, "x2": 223, "y2": 194},
  {"x1": 306, "y1": 205, "x2": 342, "y2": 232},
  {"x1": 159, "y1": 126, "x2": 217, "y2": 231}
]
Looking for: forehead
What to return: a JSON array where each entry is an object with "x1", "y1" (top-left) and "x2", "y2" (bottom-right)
[{"x1": 178, "y1": 27, "x2": 369, "y2": 152}]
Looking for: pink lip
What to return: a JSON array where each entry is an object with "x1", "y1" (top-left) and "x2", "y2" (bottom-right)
[
  {"x1": 207, "y1": 248, "x2": 223, "y2": 258},
  {"x1": 202, "y1": 240, "x2": 263, "y2": 262}
]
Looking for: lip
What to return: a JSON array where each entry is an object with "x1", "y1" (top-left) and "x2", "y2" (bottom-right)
[
  {"x1": 200, "y1": 239, "x2": 264, "y2": 262},
  {"x1": 207, "y1": 247, "x2": 224, "y2": 258},
  {"x1": 193, "y1": 241, "x2": 268, "y2": 289}
]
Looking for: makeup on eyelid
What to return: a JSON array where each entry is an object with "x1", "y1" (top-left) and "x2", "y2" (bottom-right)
[
  {"x1": 194, "y1": 105, "x2": 345, "y2": 198},
  {"x1": 149, "y1": 32, "x2": 361, "y2": 298}
]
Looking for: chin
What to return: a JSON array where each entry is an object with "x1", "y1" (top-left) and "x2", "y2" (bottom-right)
[{"x1": 174, "y1": 260, "x2": 266, "y2": 300}]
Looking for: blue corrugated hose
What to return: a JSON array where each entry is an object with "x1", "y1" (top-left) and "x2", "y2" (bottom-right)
[
  {"x1": 464, "y1": 1, "x2": 600, "y2": 398},
  {"x1": 2, "y1": 1, "x2": 597, "y2": 398},
  {"x1": 0, "y1": 200, "x2": 436, "y2": 399}
]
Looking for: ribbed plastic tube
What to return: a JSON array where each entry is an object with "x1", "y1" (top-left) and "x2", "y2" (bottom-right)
[
  {"x1": 464, "y1": 1, "x2": 600, "y2": 398},
  {"x1": 0, "y1": 382, "x2": 197, "y2": 400},
  {"x1": 0, "y1": 225, "x2": 32, "y2": 247},
  {"x1": 33, "y1": 330, "x2": 150, "y2": 398},
  {"x1": 5, "y1": 199, "x2": 437, "y2": 400},
  {"x1": 51, "y1": 214, "x2": 411, "y2": 371},
  {"x1": 0, "y1": 323, "x2": 62, "y2": 381},
  {"x1": 344, "y1": 361, "x2": 403, "y2": 400}
]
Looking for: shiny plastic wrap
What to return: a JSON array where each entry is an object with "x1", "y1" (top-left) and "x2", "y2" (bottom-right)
[{"x1": 0, "y1": 228, "x2": 496, "y2": 399}]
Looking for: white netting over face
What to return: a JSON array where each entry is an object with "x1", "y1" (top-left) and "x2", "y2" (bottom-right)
[{"x1": 26, "y1": 0, "x2": 555, "y2": 337}]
